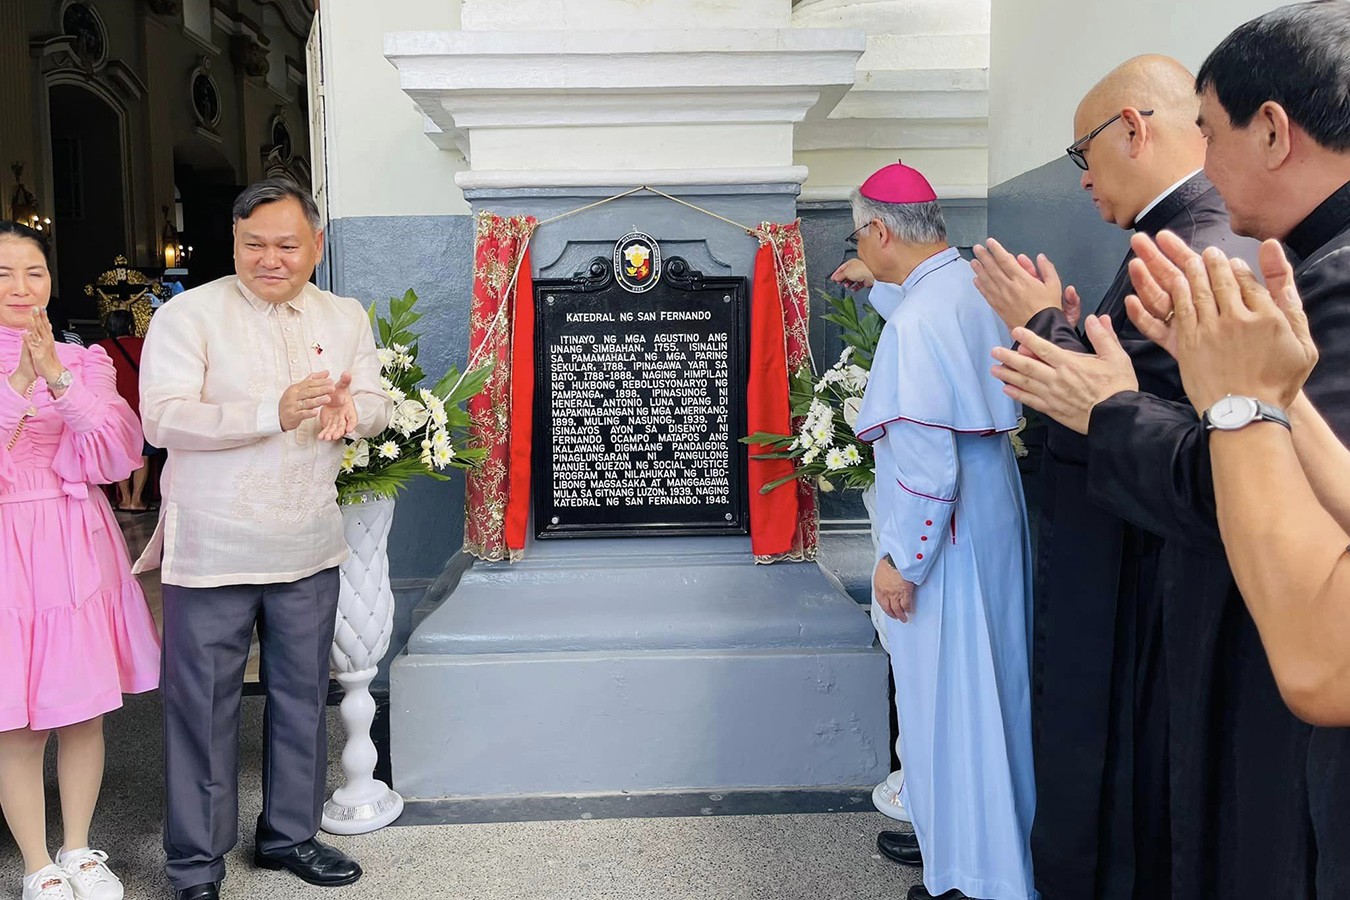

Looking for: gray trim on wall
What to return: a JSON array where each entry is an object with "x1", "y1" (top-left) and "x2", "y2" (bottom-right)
[
  {"x1": 987, "y1": 157, "x2": 1129, "y2": 317},
  {"x1": 325, "y1": 214, "x2": 477, "y2": 581}
]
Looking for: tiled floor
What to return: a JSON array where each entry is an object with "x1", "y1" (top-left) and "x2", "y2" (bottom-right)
[
  {"x1": 0, "y1": 511, "x2": 921, "y2": 899},
  {"x1": 0, "y1": 694, "x2": 919, "y2": 900}
]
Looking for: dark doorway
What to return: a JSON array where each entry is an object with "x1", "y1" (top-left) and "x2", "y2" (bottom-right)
[
  {"x1": 174, "y1": 138, "x2": 241, "y2": 286},
  {"x1": 48, "y1": 83, "x2": 127, "y2": 320}
]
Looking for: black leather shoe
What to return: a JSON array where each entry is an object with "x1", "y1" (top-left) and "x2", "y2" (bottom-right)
[
  {"x1": 254, "y1": 837, "x2": 363, "y2": 887},
  {"x1": 907, "y1": 888, "x2": 966, "y2": 900},
  {"x1": 176, "y1": 884, "x2": 219, "y2": 900},
  {"x1": 877, "y1": 829, "x2": 923, "y2": 867}
]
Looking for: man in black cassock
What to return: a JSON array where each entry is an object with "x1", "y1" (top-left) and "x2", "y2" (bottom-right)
[
  {"x1": 987, "y1": 4, "x2": 1350, "y2": 897},
  {"x1": 972, "y1": 54, "x2": 1259, "y2": 899}
]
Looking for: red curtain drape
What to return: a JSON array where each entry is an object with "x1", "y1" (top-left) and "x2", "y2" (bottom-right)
[
  {"x1": 748, "y1": 221, "x2": 818, "y2": 563},
  {"x1": 463, "y1": 211, "x2": 536, "y2": 562}
]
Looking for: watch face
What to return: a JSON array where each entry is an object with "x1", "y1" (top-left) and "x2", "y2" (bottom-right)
[{"x1": 1208, "y1": 395, "x2": 1260, "y2": 430}]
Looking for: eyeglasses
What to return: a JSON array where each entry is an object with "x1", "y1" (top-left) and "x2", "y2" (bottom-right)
[
  {"x1": 845, "y1": 223, "x2": 869, "y2": 248},
  {"x1": 1066, "y1": 109, "x2": 1154, "y2": 170}
]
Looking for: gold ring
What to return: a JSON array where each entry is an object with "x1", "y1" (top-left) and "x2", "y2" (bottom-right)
[{"x1": 1164, "y1": 310, "x2": 1175, "y2": 324}]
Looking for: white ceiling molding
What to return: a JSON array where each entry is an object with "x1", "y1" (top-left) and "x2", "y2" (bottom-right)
[{"x1": 386, "y1": 28, "x2": 865, "y2": 190}]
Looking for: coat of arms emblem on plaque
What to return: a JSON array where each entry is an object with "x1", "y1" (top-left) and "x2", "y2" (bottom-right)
[{"x1": 613, "y1": 231, "x2": 661, "y2": 293}]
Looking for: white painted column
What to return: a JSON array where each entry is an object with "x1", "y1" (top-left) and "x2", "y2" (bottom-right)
[{"x1": 792, "y1": 0, "x2": 990, "y2": 201}]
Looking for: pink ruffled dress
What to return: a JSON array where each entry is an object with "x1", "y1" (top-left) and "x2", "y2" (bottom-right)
[{"x1": 0, "y1": 326, "x2": 160, "y2": 732}]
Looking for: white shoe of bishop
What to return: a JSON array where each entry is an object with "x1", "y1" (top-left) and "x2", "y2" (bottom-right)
[
  {"x1": 56, "y1": 849, "x2": 123, "y2": 900},
  {"x1": 21, "y1": 865, "x2": 74, "y2": 900},
  {"x1": 872, "y1": 770, "x2": 913, "y2": 823}
]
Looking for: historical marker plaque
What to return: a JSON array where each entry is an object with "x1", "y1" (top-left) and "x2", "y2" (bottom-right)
[{"x1": 533, "y1": 254, "x2": 749, "y2": 539}]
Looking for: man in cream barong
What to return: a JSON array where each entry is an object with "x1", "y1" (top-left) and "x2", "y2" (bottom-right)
[
  {"x1": 135, "y1": 178, "x2": 391, "y2": 900},
  {"x1": 838, "y1": 162, "x2": 1037, "y2": 900}
]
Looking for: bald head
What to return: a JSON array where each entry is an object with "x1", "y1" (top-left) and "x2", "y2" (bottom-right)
[
  {"x1": 1071, "y1": 55, "x2": 1208, "y2": 229},
  {"x1": 1078, "y1": 55, "x2": 1200, "y2": 130}
]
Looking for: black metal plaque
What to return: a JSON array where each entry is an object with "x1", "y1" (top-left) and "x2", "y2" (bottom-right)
[{"x1": 533, "y1": 255, "x2": 749, "y2": 539}]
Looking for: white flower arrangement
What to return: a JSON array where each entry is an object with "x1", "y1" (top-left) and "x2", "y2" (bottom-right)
[{"x1": 335, "y1": 289, "x2": 491, "y2": 504}]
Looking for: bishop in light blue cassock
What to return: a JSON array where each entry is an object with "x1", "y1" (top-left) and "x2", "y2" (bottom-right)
[{"x1": 844, "y1": 162, "x2": 1037, "y2": 900}]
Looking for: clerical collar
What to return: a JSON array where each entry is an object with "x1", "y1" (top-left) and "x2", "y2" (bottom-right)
[
  {"x1": 1133, "y1": 170, "x2": 1210, "y2": 235},
  {"x1": 1285, "y1": 180, "x2": 1350, "y2": 263}
]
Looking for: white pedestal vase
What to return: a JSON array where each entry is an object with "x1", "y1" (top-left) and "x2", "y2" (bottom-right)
[
  {"x1": 322, "y1": 496, "x2": 405, "y2": 834},
  {"x1": 862, "y1": 485, "x2": 910, "y2": 824}
]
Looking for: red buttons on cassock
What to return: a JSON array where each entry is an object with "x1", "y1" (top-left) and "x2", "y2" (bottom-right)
[
  {"x1": 916, "y1": 553, "x2": 924, "y2": 560},
  {"x1": 925, "y1": 520, "x2": 933, "y2": 526},
  {"x1": 920, "y1": 536, "x2": 928, "y2": 542}
]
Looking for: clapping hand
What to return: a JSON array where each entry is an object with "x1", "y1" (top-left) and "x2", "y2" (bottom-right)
[
  {"x1": 8, "y1": 309, "x2": 64, "y2": 397},
  {"x1": 1125, "y1": 231, "x2": 1317, "y2": 412},
  {"x1": 990, "y1": 314, "x2": 1140, "y2": 435},
  {"x1": 279, "y1": 371, "x2": 336, "y2": 432},
  {"x1": 317, "y1": 372, "x2": 358, "y2": 441},
  {"x1": 25, "y1": 308, "x2": 63, "y2": 384},
  {"x1": 972, "y1": 239, "x2": 1082, "y2": 331}
]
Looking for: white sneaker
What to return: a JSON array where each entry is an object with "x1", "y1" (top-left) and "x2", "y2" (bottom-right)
[
  {"x1": 21, "y1": 865, "x2": 74, "y2": 900},
  {"x1": 56, "y1": 849, "x2": 123, "y2": 900}
]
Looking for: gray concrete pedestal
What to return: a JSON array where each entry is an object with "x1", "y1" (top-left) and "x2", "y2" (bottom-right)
[{"x1": 390, "y1": 535, "x2": 890, "y2": 800}]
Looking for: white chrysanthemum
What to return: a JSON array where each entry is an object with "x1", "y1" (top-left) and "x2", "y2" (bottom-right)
[
  {"x1": 341, "y1": 439, "x2": 370, "y2": 473},
  {"x1": 825, "y1": 447, "x2": 847, "y2": 471},
  {"x1": 378, "y1": 441, "x2": 400, "y2": 460},
  {"x1": 396, "y1": 353, "x2": 414, "y2": 369},
  {"x1": 802, "y1": 446, "x2": 821, "y2": 465},
  {"x1": 839, "y1": 346, "x2": 854, "y2": 364},
  {"x1": 431, "y1": 445, "x2": 455, "y2": 468},
  {"x1": 418, "y1": 391, "x2": 448, "y2": 427},
  {"x1": 391, "y1": 342, "x2": 409, "y2": 354},
  {"x1": 388, "y1": 386, "x2": 406, "y2": 404},
  {"x1": 376, "y1": 348, "x2": 396, "y2": 370},
  {"x1": 842, "y1": 444, "x2": 862, "y2": 466},
  {"x1": 843, "y1": 396, "x2": 863, "y2": 429},
  {"x1": 379, "y1": 375, "x2": 394, "y2": 392},
  {"x1": 811, "y1": 422, "x2": 833, "y2": 445},
  {"x1": 431, "y1": 429, "x2": 451, "y2": 450}
]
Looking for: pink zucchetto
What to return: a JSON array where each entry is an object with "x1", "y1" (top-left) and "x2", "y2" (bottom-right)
[{"x1": 859, "y1": 161, "x2": 938, "y2": 204}]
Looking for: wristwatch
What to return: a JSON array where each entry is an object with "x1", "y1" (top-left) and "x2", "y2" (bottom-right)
[
  {"x1": 47, "y1": 369, "x2": 73, "y2": 394},
  {"x1": 1202, "y1": 395, "x2": 1291, "y2": 432}
]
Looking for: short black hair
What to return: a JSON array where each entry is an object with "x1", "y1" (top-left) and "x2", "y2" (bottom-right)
[
  {"x1": 231, "y1": 177, "x2": 322, "y2": 230},
  {"x1": 1196, "y1": 1, "x2": 1350, "y2": 152},
  {"x1": 105, "y1": 309, "x2": 135, "y2": 338},
  {"x1": 0, "y1": 220, "x2": 50, "y2": 257}
]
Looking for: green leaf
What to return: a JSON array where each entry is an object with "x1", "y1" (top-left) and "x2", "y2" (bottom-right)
[
  {"x1": 440, "y1": 364, "x2": 494, "y2": 405},
  {"x1": 759, "y1": 472, "x2": 805, "y2": 493},
  {"x1": 741, "y1": 431, "x2": 795, "y2": 448}
]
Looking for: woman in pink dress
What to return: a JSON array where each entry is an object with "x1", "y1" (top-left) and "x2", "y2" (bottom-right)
[{"x1": 0, "y1": 222, "x2": 160, "y2": 900}]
